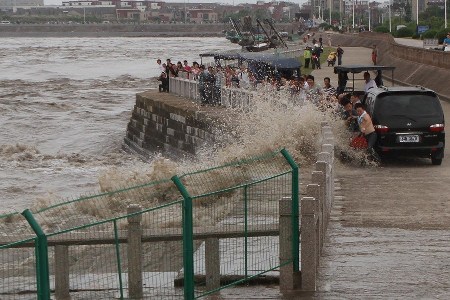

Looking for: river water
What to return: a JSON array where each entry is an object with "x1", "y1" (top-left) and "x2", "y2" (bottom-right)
[
  {"x1": 0, "y1": 37, "x2": 243, "y2": 213},
  {"x1": 0, "y1": 36, "x2": 341, "y2": 217}
]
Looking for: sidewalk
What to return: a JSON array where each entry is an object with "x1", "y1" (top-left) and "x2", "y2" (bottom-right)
[
  {"x1": 311, "y1": 46, "x2": 450, "y2": 299},
  {"x1": 310, "y1": 46, "x2": 373, "y2": 91}
]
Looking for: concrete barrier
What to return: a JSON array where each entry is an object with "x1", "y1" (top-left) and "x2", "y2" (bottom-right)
[{"x1": 300, "y1": 122, "x2": 335, "y2": 291}]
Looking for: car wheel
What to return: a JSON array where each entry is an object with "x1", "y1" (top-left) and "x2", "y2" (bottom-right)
[{"x1": 431, "y1": 157, "x2": 442, "y2": 165}]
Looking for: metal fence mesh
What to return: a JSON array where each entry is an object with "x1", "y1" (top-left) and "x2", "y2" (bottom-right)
[
  {"x1": 1, "y1": 149, "x2": 298, "y2": 299},
  {"x1": 0, "y1": 239, "x2": 37, "y2": 300},
  {"x1": 176, "y1": 150, "x2": 293, "y2": 298}
]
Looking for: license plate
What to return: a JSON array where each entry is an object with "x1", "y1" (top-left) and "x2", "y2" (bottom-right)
[{"x1": 398, "y1": 135, "x2": 420, "y2": 143}]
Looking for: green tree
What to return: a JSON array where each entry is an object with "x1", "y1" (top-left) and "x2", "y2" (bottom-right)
[
  {"x1": 396, "y1": 26, "x2": 414, "y2": 37},
  {"x1": 404, "y1": 1, "x2": 412, "y2": 23},
  {"x1": 374, "y1": 26, "x2": 389, "y2": 33}
]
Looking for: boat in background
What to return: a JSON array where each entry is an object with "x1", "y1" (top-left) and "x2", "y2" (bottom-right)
[{"x1": 224, "y1": 17, "x2": 288, "y2": 52}]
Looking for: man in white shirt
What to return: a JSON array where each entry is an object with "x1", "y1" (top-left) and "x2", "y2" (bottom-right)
[
  {"x1": 238, "y1": 66, "x2": 250, "y2": 89},
  {"x1": 156, "y1": 59, "x2": 165, "y2": 73},
  {"x1": 363, "y1": 71, "x2": 377, "y2": 93}
]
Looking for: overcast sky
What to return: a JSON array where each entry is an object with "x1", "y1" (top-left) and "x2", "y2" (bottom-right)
[{"x1": 44, "y1": 0, "x2": 310, "y2": 7}]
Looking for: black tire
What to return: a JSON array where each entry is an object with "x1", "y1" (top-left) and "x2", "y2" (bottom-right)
[{"x1": 431, "y1": 157, "x2": 442, "y2": 165}]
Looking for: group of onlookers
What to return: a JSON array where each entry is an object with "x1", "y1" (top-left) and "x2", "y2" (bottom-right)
[
  {"x1": 155, "y1": 56, "x2": 381, "y2": 160},
  {"x1": 156, "y1": 58, "x2": 202, "y2": 92},
  {"x1": 156, "y1": 57, "x2": 346, "y2": 107},
  {"x1": 157, "y1": 58, "x2": 266, "y2": 105}
]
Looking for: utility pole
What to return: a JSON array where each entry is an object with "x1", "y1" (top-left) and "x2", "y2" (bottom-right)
[
  {"x1": 416, "y1": 0, "x2": 418, "y2": 25},
  {"x1": 368, "y1": 1, "x2": 371, "y2": 31},
  {"x1": 329, "y1": 0, "x2": 332, "y2": 25},
  {"x1": 445, "y1": 0, "x2": 447, "y2": 29},
  {"x1": 389, "y1": 0, "x2": 392, "y2": 32},
  {"x1": 352, "y1": 0, "x2": 355, "y2": 28}
]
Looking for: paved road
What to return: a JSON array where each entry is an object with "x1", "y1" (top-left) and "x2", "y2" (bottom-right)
[
  {"x1": 208, "y1": 46, "x2": 450, "y2": 299},
  {"x1": 394, "y1": 37, "x2": 425, "y2": 48},
  {"x1": 312, "y1": 46, "x2": 450, "y2": 299}
]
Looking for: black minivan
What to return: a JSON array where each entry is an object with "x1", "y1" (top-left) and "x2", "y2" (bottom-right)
[{"x1": 363, "y1": 86, "x2": 445, "y2": 165}]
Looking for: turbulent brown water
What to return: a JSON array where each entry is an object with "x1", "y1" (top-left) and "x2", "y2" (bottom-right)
[{"x1": 0, "y1": 36, "x2": 357, "y2": 215}]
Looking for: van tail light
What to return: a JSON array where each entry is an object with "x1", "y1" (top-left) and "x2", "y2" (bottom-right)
[
  {"x1": 430, "y1": 124, "x2": 445, "y2": 132},
  {"x1": 375, "y1": 125, "x2": 389, "y2": 133}
]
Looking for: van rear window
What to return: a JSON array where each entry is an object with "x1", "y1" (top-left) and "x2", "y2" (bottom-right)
[{"x1": 375, "y1": 93, "x2": 442, "y2": 117}]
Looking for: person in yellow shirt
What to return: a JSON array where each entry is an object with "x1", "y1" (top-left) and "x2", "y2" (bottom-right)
[{"x1": 303, "y1": 46, "x2": 312, "y2": 68}]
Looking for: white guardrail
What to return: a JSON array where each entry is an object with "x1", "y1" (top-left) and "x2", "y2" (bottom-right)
[{"x1": 168, "y1": 48, "x2": 303, "y2": 107}]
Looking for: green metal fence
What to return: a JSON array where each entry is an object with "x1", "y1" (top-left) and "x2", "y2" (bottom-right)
[{"x1": 0, "y1": 149, "x2": 299, "y2": 299}]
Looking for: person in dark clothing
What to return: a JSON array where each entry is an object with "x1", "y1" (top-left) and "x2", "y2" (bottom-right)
[
  {"x1": 312, "y1": 44, "x2": 322, "y2": 69},
  {"x1": 374, "y1": 70, "x2": 383, "y2": 87},
  {"x1": 336, "y1": 71, "x2": 348, "y2": 95},
  {"x1": 341, "y1": 98, "x2": 359, "y2": 132},
  {"x1": 204, "y1": 66, "x2": 215, "y2": 104},
  {"x1": 158, "y1": 72, "x2": 169, "y2": 92},
  {"x1": 198, "y1": 65, "x2": 209, "y2": 105},
  {"x1": 336, "y1": 45, "x2": 344, "y2": 65}
]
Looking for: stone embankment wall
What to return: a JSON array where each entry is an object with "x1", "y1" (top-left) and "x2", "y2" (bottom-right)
[
  {"x1": 331, "y1": 32, "x2": 450, "y2": 101},
  {"x1": 123, "y1": 90, "x2": 230, "y2": 157}
]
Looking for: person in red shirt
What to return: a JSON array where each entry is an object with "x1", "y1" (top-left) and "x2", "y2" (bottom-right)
[{"x1": 371, "y1": 45, "x2": 378, "y2": 65}]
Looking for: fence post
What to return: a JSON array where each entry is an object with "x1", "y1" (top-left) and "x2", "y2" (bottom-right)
[
  {"x1": 280, "y1": 148, "x2": 300, "y2": 273},
  {"x1": 306, "y1": 183, "x2": 322, "y2": 257},
  {"x1": 315, "y1": 161, "x2": 329, "y2": 228},
  {"x1": 127, "y1": 204, "x2": 143, "y2": 299},
  {"x1": 205, "y1": 238, "x2": 220, "y2": 291},
  {"x1": 312, "y1": 169, "x2": 326, "y2": 245},
  {"x1": 171, "y1": 176, "x2": 195, "y2": 300},
  {"x1": 322, "y1": 143, "x2": 335, "y2": 207},
  {"x1": 279, "y1": 197, "x2": 295, "y2": 292},
  {"x1": 55, "y1": 245, "x2": 70, "y2": 300},
  {"x1": 21, "y1": 209, "x2": 50, "y2": 300},
  {"x1": 300, "y1": 197, "x2": 317, "y2": 291}
]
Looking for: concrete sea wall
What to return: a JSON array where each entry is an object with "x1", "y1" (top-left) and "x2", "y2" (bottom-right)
[{"x1": 123, "y1": 90, "x2": 231, "y2": 157}]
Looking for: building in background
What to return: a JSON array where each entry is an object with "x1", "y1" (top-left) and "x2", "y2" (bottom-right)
[{"x1": 0, "y1": 0, "x2": 43, "y2": 11}]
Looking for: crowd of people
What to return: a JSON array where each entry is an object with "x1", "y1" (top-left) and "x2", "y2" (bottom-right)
[
  {"x1": 156, "y1": 58, "x2": 261, "y2": 105},
  {"x1": 155, "y1": 56, "x2": 381, "y2": 161}
]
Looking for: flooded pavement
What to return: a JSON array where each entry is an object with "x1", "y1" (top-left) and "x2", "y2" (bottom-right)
[
  {"x1": 216, "y1": 47, "x2": 450, "y2": 299},
  {"x1": 317, "y1": 164, "x2": 450, "y2": 299},
  {"x1": 312, "y1": 46, "x2": 450, "y2": 299}
]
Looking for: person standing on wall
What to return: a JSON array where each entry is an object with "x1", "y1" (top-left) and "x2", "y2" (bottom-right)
[
  {"x1": 371, "y1": 45, "x2": 378, "y2": 65},
  {"x1": 337, "y1": 45, "x2": 344, "y2": 65}
]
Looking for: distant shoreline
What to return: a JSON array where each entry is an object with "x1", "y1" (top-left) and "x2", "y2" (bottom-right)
[
  {"x1": 0, "y1": 23, "x2": 293, "y2": 38},
  {"x1": 0, "y1": 32, "x2": 223, "y2": 38}
]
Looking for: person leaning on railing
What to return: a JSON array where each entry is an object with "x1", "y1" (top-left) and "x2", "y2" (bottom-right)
[
  {"x1": 158, "y1": 72, "x2": 169, "y2": 93},
  {"x1": 198, "y1": 65, "x2": 207, "y2": 105},
  {"x1": 213, "y1": 66, "x2": 223, "y2": 106}
]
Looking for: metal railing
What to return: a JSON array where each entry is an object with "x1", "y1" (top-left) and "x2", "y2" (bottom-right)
[
  {"x1": 168, "y1": 47, "x2": 303, "y2": 106},
  {"x1": 1, "y1": 148, "x2": 307, "y2": 299}
]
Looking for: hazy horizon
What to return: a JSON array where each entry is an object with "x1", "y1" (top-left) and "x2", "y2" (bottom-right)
[{"x1": 44, "y1": 0, "x2": 310, "y2": 6}]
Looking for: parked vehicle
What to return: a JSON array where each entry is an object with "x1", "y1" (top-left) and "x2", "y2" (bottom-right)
[{"x1": 363, "y1": 86, "x2": 445, "y2": 165}]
